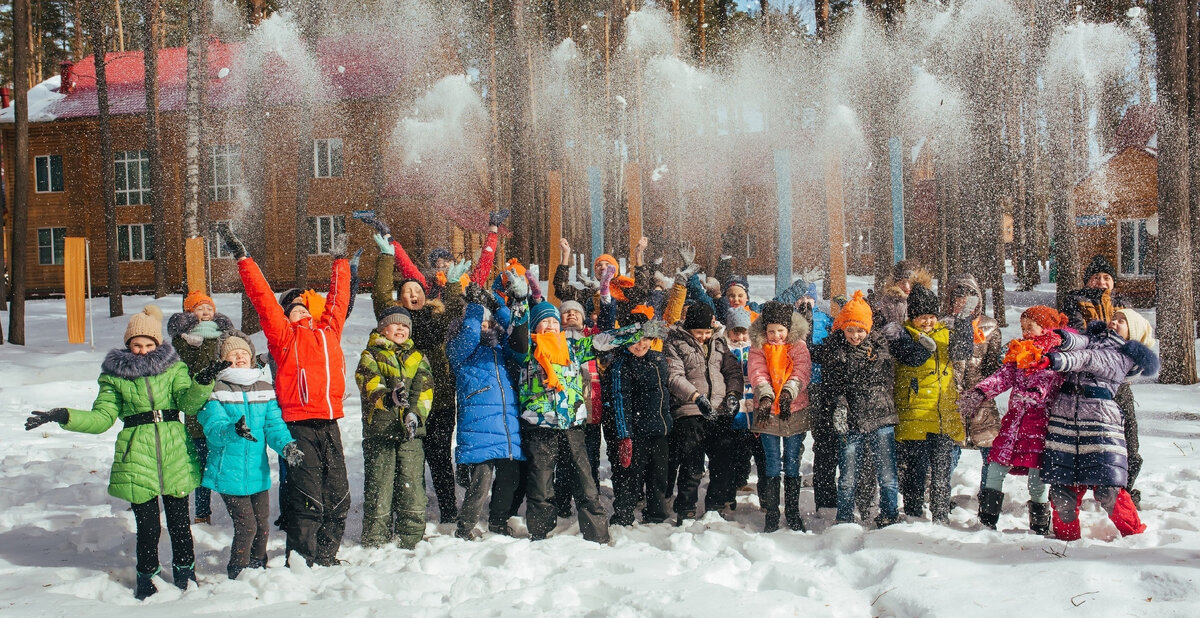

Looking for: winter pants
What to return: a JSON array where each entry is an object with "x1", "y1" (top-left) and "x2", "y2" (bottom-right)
[
  {"x1": 897, "y1": 433, "x2": 956, "y2": 519},
  {"x1": 284, "y1": 420, "x2": 350, "y2": 565},
  {"x1": 837, "y1": 426, "x2": 899, "y2": 523},
  {"x1": 521, "y1": 424, "x2": 610, "y2": 543},
  {"x1": 555, "y1": 423, "x2": 601, "y2": 515},
  {"x1": 984, "y1": 464, "x2": 1049, "y2": 503},
  {"x1": 361, "y1": 437, "x2": 427, "y2": 549},
  {"x1": 730, "y1": 430, "x2": 756, "y2": 490},
  {"x1": 425, "y1": 404, "x2": 458, "y2": 521},
  {"x1": 192, "y1": 437, "x2": 212, "y2": 519},
  {"x1": 132, "y1": 494, "x2": 194, "y2": 575},
  {"x1": 1049, "y1": 485, "x2": 1145, "y2": 537},
  {"x1": 458, "y1": 459, "x2": 521, "y2": 534},
  {"x1": 220, "y1": 491, "x2": 270, "y2": 570},
  {"x1": 761, "y1": 433, "x2": 805, "y2": 479},
  {"x1": 809, "y1": 383, "x2": 839, "y2": 509},
  {"x1": 977, "y1": 447, "x2": 992, "y2": 497},
  {"x1": 613, "y1": 435, "x2": 671, "y2": 523},
  {"x1": 669, "y1": 415, "x2": 709, "y2": 518},
  {"x1": 704, "y1": 421, "x2": 744, "y2": 511},
  {"x1": 1116, "y1": 382, "x2": 1142, "y2": 496}
]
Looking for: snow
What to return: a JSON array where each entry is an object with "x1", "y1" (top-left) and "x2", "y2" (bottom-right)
[
  {"x1": 217, "y1": 68, "x2": 231, "y2": 79},
  {"x1": 0, "y1": 75, "x2": 66, "y2": 123},
  {"x1": 2, "y1": 272, "x2": 1200, "y2": 615}
]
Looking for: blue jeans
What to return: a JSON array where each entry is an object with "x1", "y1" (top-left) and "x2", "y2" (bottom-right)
[
  {"x1": 760, "y1": 433, "x2": 805, "y2": 478},
  {"x1": 837, "y1": 426, "x2": 899, "y2": 522},
  {"x1": 192, "y1": 437, "x2": 211, "y2": 519}
]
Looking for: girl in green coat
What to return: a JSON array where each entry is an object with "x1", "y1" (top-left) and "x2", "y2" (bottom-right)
[{"x1": 25, "y1": 306, "x2": 228, "y2": 600}]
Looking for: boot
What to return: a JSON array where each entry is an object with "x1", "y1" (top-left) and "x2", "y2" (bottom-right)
[
  {"x1": 1052, "y1": 509, "x2": 1082, "y2": 541},
  {"x1": 761, "y1": 476, "x2": 781, "y2": 532},
  {"x1": 172, "y1": 563, "x2": 197, "y2": 590},
  {"x1": 784, "y1": 477, "x2": 806, "y2": 532},
  {"x1": 134, "y1": 568, "x2": 159, "y2": 600},
  {"x1": 488, "y1": 521, "x2": 514, "y2": 536},
  {"x1": 246, "y1": 557, "x2": 267, "y2": 570},
  {"x1": 977, "y1": 488, "x2": 1004, "y2": 529},
  {"x1": 227, "y1": 564, "x2": 243, "y2": 580},
  {"x1": 1028, "y1": 501, "x2": 1051, "y2": 535},
  {"x1": 1109, "y1": 489, "x2": 1147, "y2": 536}
]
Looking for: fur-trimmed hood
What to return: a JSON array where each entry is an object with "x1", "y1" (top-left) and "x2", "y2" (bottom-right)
[
  {"x1": 882, "y1": 267, "x2": 933, "y2": 300},
  {"x1": 167, "y1": 311, "x2": 235, "y2": 338},
  {"x1": 101, "y1": 344, "x2": 181, "y2": 379},
  {"x1": 749, "y1": 310, "x2": 809, "y2": 347}
]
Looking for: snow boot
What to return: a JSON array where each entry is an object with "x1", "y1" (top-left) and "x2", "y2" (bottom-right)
[
  {"x1": 1028, "y1": 501, "x2": 1051, "y2": 535},
  {"x1": 455, "y1": 526, "x2": 483, "y2": 541},
  {"x1": 977, "y1": 488, "x2": 1004, "y2": 529},
  {"x1": 172, "y1": 562, "x2": 197, "y2": 590},
  {"x1": 1052, "y1": 509, "x2": 1082, "y2": 541},
  {"x1": 227, "y1": 564, "x2": 243, "y2": 580},
  {"x1": 1109, "y1": 489, "x2": 1147, "y2": 536},
  {"x1": 134, "y1": 568, "x2": 159, "y2": 600},
  {"x1": 761, "y1": 476, "x2": 781, "y2": 532},
  {"x1": 874, "y1": 512, "x2": 899, "y2": 528},
  {"x1": 488, "y1": 521, "x2": 514, "y2": 536},
  {"x1": 246, "y1": 557, "x2": 267, "y2": 570},
  {"x1": 784, "y1": 477, "x2": 806, "y2": 532}
]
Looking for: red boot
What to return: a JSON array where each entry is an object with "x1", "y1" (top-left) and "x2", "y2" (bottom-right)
[
  {"x1": 1052, "y1": 509, "x2": 1082, "y2": 541},
  {"x1": 1109, "y1": 489, "x2": 1147, "y2": 536}
]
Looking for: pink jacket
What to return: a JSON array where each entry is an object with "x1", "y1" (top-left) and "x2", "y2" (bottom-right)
[
  {"x1": 972, "y1": 360, "x2": 1063, "y2": 471},
  {"x1": 747, "y1": 342, "x2": 812, "y2": 413}
]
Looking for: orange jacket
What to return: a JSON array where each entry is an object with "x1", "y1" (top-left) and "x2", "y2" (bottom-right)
[{"x1": 238, "y1": 258, "x2": 350, "y2": 422}]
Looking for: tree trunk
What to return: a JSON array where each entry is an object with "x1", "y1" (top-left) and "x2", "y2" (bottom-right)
[
  {"x1": 816, "y1": 0, "x2": 830, "y2": 39},
  {"x1": 115, "y1": 0, "x2": 125, "y2": 52},
  {"x1": 142, "y1": 0, "x2": 168, "y2": 297},
  {"x1": 89, "y1": 0, "x2": 124, "y2": 317},
  {"x1": 1153, "y1": 0, "x2": 1198, "y2": 384},
  {"x1": 72, "y1": 0, "x2": 86, "y2": 61},
  {"x1": 1188, "y1": 0, "x2": 1200, "y2": 331},
  {"x1": 183, "y1": 0, "x2": 206, "y2": 241},
  {"x1": 8, "y1": 0, "x2": 30, "y2": 344}
]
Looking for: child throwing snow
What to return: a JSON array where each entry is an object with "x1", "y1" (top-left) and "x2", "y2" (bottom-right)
[
  {"x1": 956, "y1": 306, "x2": 1067, "y2": 533},
  {"x1": 356, "y1": 307, "x2": 435, "y2": 548},
  {"x1": 199, "y1": 335, "x2": 301, "y2": 578},
  {"x1": 25, "y1": 306, "x2": 227, "y2": 599},
  {"x1": 748, "y1": 301, "x2": 813, "y2": 532}
]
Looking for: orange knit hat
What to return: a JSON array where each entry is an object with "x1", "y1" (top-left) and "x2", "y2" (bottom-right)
[
  {"x1": 184, "y1": 290, "x2": 215, "y2": 313},
  {"x1": 832, "y1": 290, "x2": 873, "y2": 333},
  {"x1": 1021, "y1": 305, "x2": 1068, "y2": 331},
  {"x1": 594, "y1": 254, "x2": 619, "y2": 275}
]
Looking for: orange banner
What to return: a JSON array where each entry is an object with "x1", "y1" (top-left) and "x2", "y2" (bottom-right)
[
  {"x1": 64, "y1": 237, "x2": 87, "y2": 344},
  {"x1": 185, "y1": 236, "x2": 207, "y2": 295}
]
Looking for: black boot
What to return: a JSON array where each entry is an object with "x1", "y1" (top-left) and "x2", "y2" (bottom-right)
[
  {"x1": 172, "y1": 562, "x2": 197, "y2": 590},
  {"x1": 978, "y1": 488, "x2": 1004, "y2": 529},
  {"x1": 227, "y1": 564, "x2": 243, "y2": 580},
  {"x1": 761, "y1": 477, "x2": 781, "y2": 532},
  {"x1": 784, "y1": 477, "x2": 806, "y2": 532},
  {"x1": 134, "y1": 568, "x2": 159, "y2": 600},
  {"x1": 1028, "y1": 501, "x2": 1051, "y2": 535},
  {"x1": 247, "y1": 557, "x2": 267, "y2": 570}
]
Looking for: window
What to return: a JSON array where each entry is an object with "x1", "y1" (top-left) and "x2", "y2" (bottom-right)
[
  {"x1": 1118, "y1": 219, "x2": 1154, "y2": 277},
  {"x1": 114, "y1": 150, "x2": 151, "y2": 205},
  {"x1": 208, "y1": 221, "x2": 236, "y2": 259},
  {"x1": 313, "y1": 138, "x2": 344, "y2": 178},
  {"x1": 117, "y1": 224, "x2": 156, "y2": 262},
  {"x1": 35, "y1": 155, "x2": 64, "y2": 192},
  {"x1": 856, "y1": 227, "x2": 873, "y2": 255},
  {"x1": 37, "y1": 227, "x2": 66, "y2": 265},
  {"x1": 308, "y1": 215, "x2": 346, "y2": 255},
  {"x1": 210, "y1": 144, "x2": 242, "y2": 201}
]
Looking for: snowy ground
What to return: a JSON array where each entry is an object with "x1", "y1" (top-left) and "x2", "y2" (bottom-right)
[{"x1": 2, "y1": 271, "x2": 1200, "y2": 616}]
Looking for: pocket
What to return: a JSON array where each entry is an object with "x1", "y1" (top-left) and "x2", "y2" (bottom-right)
[
  {"x1": 298, "y1": 369, "x2": 310, "y2": 404},
  {"x1": 464, "y1": 385, "x2": 491, "y2": 401}
]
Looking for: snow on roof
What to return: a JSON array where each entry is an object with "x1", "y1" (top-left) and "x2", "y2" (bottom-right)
[{"x1": 0, "y1": 75, "x2": 66, "y2": 123}]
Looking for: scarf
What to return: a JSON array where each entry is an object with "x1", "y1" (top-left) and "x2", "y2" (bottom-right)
[
  {"x1": 1003, "y1": 331, "x2": 1063, "y2": 372},
  {"x1": 762, "y1": 343, "x2": 793, "y2": 415},
  {"x1": 190, "y1": 319, "x2": 223, "y2": 340},
  {"x1": 218, "y1": 365, "x2": 273, "y2": 386},
  {"x1": 972, "y1": 317, "x2": 986, "y2": 345},
  {"x1": 531, "y1": 332, "x2": 571, "y2": 392}
]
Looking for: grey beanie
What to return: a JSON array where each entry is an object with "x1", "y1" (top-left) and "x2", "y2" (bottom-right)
[
  {"x1": 378, "y1": 306, "x2": 413, "y2": 330},
  {"x1": 726, "y1": 307, "x2": 752, "y2": 331},
  {"x1": 559, "y1": 300, "x2": 586, "y2": 317}
]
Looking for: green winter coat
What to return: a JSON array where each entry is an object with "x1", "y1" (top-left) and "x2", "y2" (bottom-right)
[
  {"x1": 356, "y1": 331, "x2": 434, "y2": 441},
  {"x1": 62, "y1": 345, "x2": 213, "y2": 504}
]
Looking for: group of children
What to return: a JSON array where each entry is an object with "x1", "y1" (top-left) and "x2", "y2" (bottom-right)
[{"x1": 25, "y1": 216, "x2": 1160, "y2": 599}]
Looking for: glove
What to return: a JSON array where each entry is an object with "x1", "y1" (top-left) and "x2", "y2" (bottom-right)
[
  {"x1": 372, "y1": 233, "x2": 395, "y2": 256},
  {"x1": 955, "y1": 295, "x2": 980, "y2": 321},
  {"x1": 1032, "y1": 356, "x2": 1050, "y2": 371},
  {"x1": 618, "y1": 438, "x2": 633, "y2": 469},
  {"x1": 389, "y1": 383, "x2": 408, "y2": 409},
  {"x1": 678, "y1": 242, "x2": 696, "y2": 267},
  {"x1": 756, "y1": 396, "x2": 774, "y2": 416},
  {"x1": 465, "y1": 282, "x2": 491, "y2": 308},
  {"x1": 777, "y1": 391, "x2": 793, "y2": 420},
  {"x1": 456, "y1": 463, "x2": 471, "y2": 488},
  {"x1": 917, "y1": 334, "x2": 937, "y2": 352},
  {"x1": 723, "y1": 393, "x2": 741, "y2": 416},
  {"x1": 282, "y1": 441, "x2": 304, "y2": 467},
  {"x1": 194, "y1": 360, "x2": 232, "y2": 385},
  {"x1": 404, "y1": 412, "x2": 420, "y2": 439},
  {"x1": 25, "y1": 408, "x2": 69, "y2": 431},
  {"x1": 957, "y1": 388, "x2": 984, "y2": 423},
  {"x1": 577, "y1": 271, "x2": 601, "y2": 292},
  {"x1": 880, "y1": 321, "x2": 902, "y2": 341},
  {"x1": 653, "y1": 271, "x2": 674, "y2": 290},
  {"x1": 330, "y1": 233, "x2": 350, "y2": 260},
  {"x1": 599, "y1": 264, "x2": 615, "y2": 298},
  {"x1": 360, "y1": 215, "x2": 391, "y2": 238},
  {"x1": 506, "y1": 268, "x2": 529, "y2": 300},
  {"x1": 445, "y1": 259, "x2": 472, "y2": 282},
  {"x1": 1045, "y1": 352, "x2": 1061, "y2": 371},
  {"x1": 234, "y1": 416, "x2": 258, "y2": 442},
  {"x1": 222, "y1": 228, "x2": 249, "y2": 260},
  {"x1": 488, "y1": 209, "x2": 511, "y2": 228},
  {"x1": 349, "y1": 248, "x2": 364, "y2": 271},
  {"x1": 695, "y1": 395, "x2": 716, "y2": 420},
  {"x1": 525, "y1": 270, "x2": 543, "y2": 301},
  {"x1": 675, "y1": 262, "x2": 701, "y2": 287},
  {"x1": 640, "y1": 319, "x2": 669, "y2": 340}
]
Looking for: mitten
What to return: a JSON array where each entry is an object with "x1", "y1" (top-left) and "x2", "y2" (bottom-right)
[
  {"x1": 723, "y1": 393, "x2": 741, "y2": 416},
  {"x1": 282, "y1": 442, "x2": 304, "y2": 467},
  {"x1": 389, "y1": 384, "x2": 408, "y2": 409},
  {"x1": 678, "y1": 242, "x2": 696, "y2": 266},
  {"x1": 777, "y1": 391, "x2": 793, "y2": 420},
  {"x1": 464, "y1": 282, "x2": 491, "y2": 308},
  {"x1": 222, "y1": 228, "x2": 249, "y2": 260},
  {"x1": 506, "y1": 268, "x2": 529, "y2": 300},
  {"x1": 526, "y1": 270, "x2": 543, "y2": 301},
  {"x1": 756, "y1": 396, "x2": 774, "y2": 416},
  {"x1": 599, "y1": 265, "x2": 615, "y2": 298},
  {"x1": 880, "y1": 321, "x2": 902, "y2": 341},
  {"x1": 446, "y1": 259, "x2": 472, "y2": 282},
  {"x1": 618, "y1": 438, "x2": 633, "y2": 469},
  {"x1": 235, "y1": 416, "x2": 258, "y2": 442},
  {"x1": 957, "y1": 388, "x2": 985, "y2": 423},
  {"x1": 360, "y1": 215, "x2": 391, "y2": 238},
  {"x1": 372, "y1": 233, "x2": 395, "y2": 256},
  {"x1": 695, "y1": 395, "x2": 716, "y2": 420},
  {"x1": 329, "y1": 233, "x2": 350, "y2": 260},
  {"x1": 194, "y1": 360, "x2": 232, "y2": 385},
  {"x1": 25, "y1": 408, "x2": 69, "y2": 431},
  {"x1": 917, "y1": 334, "x2": 937, "y2": 352},
  {"x1": 404, "y1": 412, "x2": 420, "y2": 439},
  {"x1": 675, "y1": 262, "x2": 701, "y2": 287},
  {"x1": 488, "y1": 209, "x2": 511, "y2": 228}
]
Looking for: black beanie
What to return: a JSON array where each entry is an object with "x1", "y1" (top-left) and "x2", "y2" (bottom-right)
[
  {"x1": 1083, "y1": 254, "x2": 1116, "y2": 282},
  {"x1": 906, "y1": 284, "x2": 940, "y2": 320},
  {"x1": 278, "y1": 288, "x2": 306, "y2": 316},
  {"x1": 683, "y1": 302, "x2": 715, "y2": 330},
  {"x1": 760, "y1": 301, "x2": 793, "y2": 330}
]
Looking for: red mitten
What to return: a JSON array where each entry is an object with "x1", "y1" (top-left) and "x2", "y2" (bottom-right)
[{"x1": 618, "y1": 438, "x2": 633, "y2": 469}]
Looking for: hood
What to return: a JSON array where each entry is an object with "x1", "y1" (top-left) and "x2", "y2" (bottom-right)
[
  {"x1": 883, "y1": 267, "x2": 933, "y2": 300},
  {"x1": 942, "y1": 274, "x2": 982, "y2": 316},
  {"x1": 101, "y1": 344, "x2": 181, "y2": 380},
  {"x1": 167, "y1": 311, "x2": 235, "y2": 338},
  {"x1": 749, "y1": 310, "x2": 809, "y2": 347},
  {"x1": 367, "y1": 330, "x2": 415, "y2": 353}
]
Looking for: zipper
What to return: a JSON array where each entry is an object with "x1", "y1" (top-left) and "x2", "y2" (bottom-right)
[
  {"x1": 494, "y1": 348, "x2": 513, "y2": 459},
  {"x1": 654, "y1": 363, "x2": 668, "y2": 437},
  {"x1": 144, "y1": 377, "x2": 166, "y2": 495}
]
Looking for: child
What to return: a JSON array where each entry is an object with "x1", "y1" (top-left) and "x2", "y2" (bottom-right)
[
  {"x1": 168, "y1": 290, "x2": 239, "y2": 524},
  {"x1": 1111, "y1": 307, "x2": 1155, "y2": 505},
  {"x1": 889, "y1": 284, "x2": 974, "y2": 523},
  {"x1": 956, "y1": 306, "x2": 1066, "y2": 533},
  {"x1": 25, "y1": 306, "x2": 225, "y2": 599},
  {"x1": 199, "y1": 335, "x2": 301, "y2": 578},
  {"x1": 447, "y1": 285, "x2": 524, "y2": 539},
  {"x1": 356, "y1": 307, "x2": 434, "y2": 548},
  {"x1": 748, "y1": 301, "x2": 812, "y2": 532},
  {"x1": 1041, "y1": 314, "x2": 1157, "y2": 540},
  {"x1": 723, "y1": 307, "x2": 760, "y2": 502},
  {"x1": 812, "y1": 291, "x2": 900, "y2": 527},
  {"x1": 555, "y1": 298, "x2": 606, "y2": 519}
]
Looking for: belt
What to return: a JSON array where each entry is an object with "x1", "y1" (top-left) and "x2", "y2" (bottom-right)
[
  {"x1": 1060, "y1": 382, "x2": 1113, "y2": 400},
  {"x1": 123, "y1": 410, "x2": 181, "y2": 427}
]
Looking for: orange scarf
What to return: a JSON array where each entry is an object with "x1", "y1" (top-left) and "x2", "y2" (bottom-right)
[
  {"x1": 972, "y1": 317, "x2": 986, "y2": 344},
  {"x1": 531, "y1": 332, "x2": 570, "y2": 392},
  {"x1": 762, "y1": 343, "x2": 793, "y2": 415}
]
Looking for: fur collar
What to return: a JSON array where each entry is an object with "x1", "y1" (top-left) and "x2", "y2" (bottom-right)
[
  {"x1": 749, "y1": 311, "x2": 809, "y2": 347},
  {"x1": 102, "y1": 345, "x2": 181, "y2": 379},
  {"x1": 167, "y1": 311, "x2": 235, "y2": 338},
  {"x1": 882, "y1": 268, "x2": 933, "y2": 300}
]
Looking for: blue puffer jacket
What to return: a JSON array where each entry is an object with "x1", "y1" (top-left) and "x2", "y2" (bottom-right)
[
  {"x1": 199, "y1": 366, "x2": 295, "y2": 496},
  {"x1": 447, "y1": 302, "x2": 524, "y2": 465},
  {"x1": 811, "y1": 309, "x2": 832, "y2": 384}
]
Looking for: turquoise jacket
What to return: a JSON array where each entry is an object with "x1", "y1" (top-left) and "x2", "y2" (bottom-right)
[{"x1": 199, "y1": 366, "x2": 295, "y2": 496}]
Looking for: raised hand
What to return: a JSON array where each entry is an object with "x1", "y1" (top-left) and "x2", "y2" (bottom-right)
[
  {"x1": 526, "y1": 270, "x2": 543, "y2": 301},
  {"x1": 488, "y1": 209, "x2": 511, "y2": 228},
  {"x1": 330, "y1": 233, "x2": 350, "y2": 260},
  {"x1": 372, "y1": 233, "x2": 395, "y2": 256},
  {"x1": 222, "y1": 227, "x2": 249, "y2": 260},
  {"x1": 194, "y1": 360, "x2": 232, "y2": 385},
  {"x1": 558, "y1": 238, "x2": 572, "y2": 265},
  {"x1": 360, "y1": 215, "x2": 391, "y2": 238},
  {"x1": 445, "y1": 259, "x2": 473, "y2": 282},
  {"x1": 678, "y1": 242, "x2": 696, "y2": 266}
]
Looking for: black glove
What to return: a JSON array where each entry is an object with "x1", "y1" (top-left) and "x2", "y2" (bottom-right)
[
  {"x1": 695, "y1": 395, "x2": 716, "y2": 420},
  {"x1": 25, "y1": 408, "x2": 69, "y2": 431},
  {"x1": 222, "y1": 227, "x2": 248, "y2": 260},
  {"x1": 404, "y1": 412, "x2": 420, "y2": 439},
  {"x1": 194, "y1": 360, "x2": 232, "y2": 385},
  {"x1": 389, "y1": 383, "x2": 408, "y2": 409},
  {"x1": 235, "y1": 416, "x2": 258, "y2": 442},
  {"x1": 464, "y1": 282, "x2": 492, "y2": 308},
  {"x1": 778, "y1": 391, "x2": 793, "y2": 420},
  {"x1": 756, "y1": 396, "x2": 774, "y2": 416},
  {"x1": 723, "y1": 393, "x2": 741, "y2": 416},
  {"x1": 488, "y1": 209, "x2": 511, "y2": 228},
  {"x1": 282, "y1": 441, "x2": 304, "y2": 467},
  {"x1": 360, "y1": 215, "x2": 391, "y2": 238},
  {"x1": 330, "y1": 233, "x2": 350, "y2": 260}
]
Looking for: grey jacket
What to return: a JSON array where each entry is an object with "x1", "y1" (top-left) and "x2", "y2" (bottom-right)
[{"x1": 663, "y1": 325, "x2": 743, "y2": 420}]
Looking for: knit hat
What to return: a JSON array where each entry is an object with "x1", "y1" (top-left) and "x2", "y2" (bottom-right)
[
  {"x1": 726, "y1": 307, "x2": 752, "y2": 331},
  {"x1": 559, "y1": 300, "x2": 586, "y2": 318},
  {"x1": 429, "y1": 247, "x2": 452, "y2": 268},
  {"x1": 594, "y1": 254, "x2": 619, "y2": 276},
  {"x1": 124, "y1": 305, "x2": 164, "y2": 345},
  {"x1": 893, "y1": 259, "x2": 920, "y2": 282},
  {"x1": 280, "y1": 288, "x2": 326, "y2": 321},
  {"x1": 725, "y1": 275, "x2": 750, "y2": 295},
  {"x1": 530, "y1": 301, "x2": 561, "y2": 330},
  {"x1": 906, "y1": 284, "x2": 940, "y2": 320},
  {"x1": 220, "y1": 335, "x2": 255, "y2": 360},
  {"x1": 1116, "y1": 308, "x2": 1156, "y2": 348},
  {"x1": 378, "y1": 306, "x2": 413, "y2": 330},
  {"x1": 1084, "y1": 254, "x2": 1116, "y2": 283},
  {"x1": 1021, "y1": 305, "x2": 1068, "y2": 331},
  {"x1": 760, "y1": 301, "x2": 793, "y2": 330},
  {"x1": 683, "y1": 302, "x2": 715, "y2": 330},
  {"x1": 183, "y1": 290, "x2": 215, "y2": 313},
  {"x1": 832, "y1": 290, "x2": 873, "y2": 333},
  {"x1": 631, "y1": 304, "x2": 655, "y2": 323}
]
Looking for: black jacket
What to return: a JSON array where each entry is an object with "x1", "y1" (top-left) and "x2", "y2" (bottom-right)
[
  {"x1": 604, "y1": 349, "x2": 673, "y2": 438},
  {"x1": 810, "y1": 330, "x2": 898, "y2": 434}
]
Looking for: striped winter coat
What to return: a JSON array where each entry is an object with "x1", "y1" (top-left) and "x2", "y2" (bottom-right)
[
  {"x1": 1042, "y1": 329, "x2": 1159, "y2": 487},
  {"x1": 199, "y1": 366, "x2": 295, "y2": 496}
]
